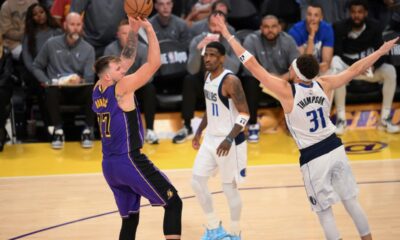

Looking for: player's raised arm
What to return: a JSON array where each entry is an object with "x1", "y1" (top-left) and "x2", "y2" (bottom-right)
[
  {"x1": 117, "y1": 18, "x2": 161, "y2": 94},
  {"x1": 213, "y1": 14, "x2": 292, "y2": 102},
  {"x1": 320, "y1": 37, "x2": 399, "y2": 90},
  {"x1": 119, "y1": 17, "x2": 140, "y2": 73}
]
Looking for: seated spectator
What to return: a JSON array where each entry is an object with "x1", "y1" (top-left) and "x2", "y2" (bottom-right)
[
  {"x1": 0, "y1": 35, "x2": 13, "y2": 152},
  {"x1": 242, "y1": 15, "x2": 300, "y2": 142},
  {"x1": 172, "y1": 11, "x2": 240, "y2": 143},
  {"x1": 189, "y1": 0, "x2": 235, "y2": 37},
  {"x1": 150, "y1": 0, "x2": 191, "y2": 48},
  {"x1": 288, "y1": 3, "x2": 334, "y2": 75},
  {"x1": 104, "y1": 19, "x2": 159, "y2": 144},
  {"x1": 0, "y1": 0, "x2": 37, "y2": 61},
  {"x1": 22, "y1": 2, "x2": 62, "y2": 128},
  {"x1": 32, "y1": 12, "x2": 96, "y2": 149},
  {"x1": 331, "y1": 0, "x2": 399, "y2": 134},
  {"x1": 184, "y1": 0, "x2": 215, "y2": 27},
  {"x1": 50, "y1": 0, "x2": 71, "y2": 27},
  {"x1": 297, "y1": 0, "x2": 349, "y2": 24},
  {"x1": 70, "y1": 0, "x2": 126, "y2": 58}
]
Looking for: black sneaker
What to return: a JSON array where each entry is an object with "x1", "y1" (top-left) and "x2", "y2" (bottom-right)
[
  {"x1": 172, "y1": 127, "x2": 193, "y2": 144},
  {"x1": 81, "y1": 128, "x2": 94, "y2": 148},
  {"x1": 51, "y1": 129, "x2": 65, "y2": 149}
]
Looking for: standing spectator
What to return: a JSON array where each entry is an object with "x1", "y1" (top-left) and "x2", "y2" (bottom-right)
[
  {"x1": 50, "y1": 0, "x2": 70, "y2": 27},
  {"x1": 172, "y1": 11, "x2": 240, "y2": 143},
  {"x1": 32, "y1": 12, "x2": 96, "y2": 149},
  {"x1": 0, "y1": 0, "x2": 37, "y2": 60},
  {"x1": 242, "y1": 15, "x2": 300, "y2": 142},
  {"x1": 104, "y1": 19, "x2": 159, "y2": 144},
  {"x1": 22, "y1": 2, "x2": 62, "y2": 128},
  {"x1": 70, "y1": 0, "x2": 126, "y2": 58},
  {"x1": 150, "y1": 0, "x2": 191, "y2": 48},
  {"x1": 331, "y1": 0, "x2": 399, "y2": 134},
  {"x1": 0, "y1": 35, "x2": 13, "y2": 152},
  {"x1": 289, "y1": 3, "x2": 334, "y2": 74}
]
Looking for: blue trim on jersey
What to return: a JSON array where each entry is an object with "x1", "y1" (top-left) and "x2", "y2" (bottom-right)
[
  {"x1": 234, "y1": 132, "x2": 245, "y2": 145},
  {"x1": 299, "y1": 133, "x2": 342, "y2": 166},
  {"x1": 217, "y1": 72, "x2": 232, "y2": 109},
  {"x1": 316, "y1": 81, "x2": 324, "y2": 91},
  {"x1": 298, "y1": 82, "x2": 314, "y2": 88}
]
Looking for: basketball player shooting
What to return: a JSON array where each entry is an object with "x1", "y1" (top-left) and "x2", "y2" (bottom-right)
[
  {"x1": 214, "y1": 14, "x2": 399, "y2": 240},
  {"x1": 191, "y1": 41, "x2": 249, "y2": 240},
  {"x1": 92, "y1": 17, "x2": 182, "y2": 240}
]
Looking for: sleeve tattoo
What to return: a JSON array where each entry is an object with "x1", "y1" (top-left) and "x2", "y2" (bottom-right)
[{"x1": 121, "y1": 31, "x2": 138, "y2": 60}]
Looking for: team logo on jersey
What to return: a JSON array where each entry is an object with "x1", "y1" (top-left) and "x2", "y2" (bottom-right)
[
  {"x1": 167, "y1": 189, "x2": 174, "y2": 200},
  {"x1": 240, "y1": 168, "x2": 246, "y2": 177},
  {"x1": 344, "y1": 141, "x2": 388, "y2": 154},
  {"x1": 309, "y1": 196, "x2": 317, "y2": 205}
]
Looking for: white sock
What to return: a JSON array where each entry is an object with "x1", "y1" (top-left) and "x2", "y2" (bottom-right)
[
  {"x1": 230, "y1": 220, "x2": 241, "y2": 235},
  {"x1": 337, "y1": 110, "x2": 346, "y2": 121},
  {"x1": 381, "y1": 108, "x2": 391, "y2": 121},
  {"x1": 206, "y1": 212, "x2": 220, "y2": 229}
]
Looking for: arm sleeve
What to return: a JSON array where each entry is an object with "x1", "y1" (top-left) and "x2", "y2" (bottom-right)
[
  {"x1": 186, "y1": 36, "x2": 203, "y2": 75},
  {"x1": 32, "y1": 42, "x2": 51, "y2": 84}
]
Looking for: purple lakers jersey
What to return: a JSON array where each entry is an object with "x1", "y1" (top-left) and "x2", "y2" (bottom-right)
[{"x1": 92, "y1": 84, "x2": 144, "y2": 156}]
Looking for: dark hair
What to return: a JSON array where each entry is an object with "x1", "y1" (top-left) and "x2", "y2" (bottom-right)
[
  {"x1": 307, "y1": 3, "x2": 324, "y2": 16},
  {"x1": 25, "y1": 3, "x2": 58, "y2": 58},
  {"x1": 208, "y1": 10, "x2": 226, "y2": 20},
  {"x1": 119, "y1": 18, "x2": 129, "y2": 27},
  {"x1": 296, "y1": 54, "x2": 319, "y2": 79},
  {"x1": 206, "y1": 41, "x2": 226, "y2": 55},
  {"x1": 348, "y1": 0, "x2": 368, "y2": 10},
  {"x1": 211, "y1": 0, "x2": 230, "y2": 13},
  {"x1": 94, "y1": 56, "x2": 120, "y2": 75}
]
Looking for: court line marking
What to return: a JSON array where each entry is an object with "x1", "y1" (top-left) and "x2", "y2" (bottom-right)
[
  {"x1": 1, "y1": 158, "x2": 400, "y2": 180},
  {"x1": 8, "y1": 178, "x2": 400, "y2": 240}
]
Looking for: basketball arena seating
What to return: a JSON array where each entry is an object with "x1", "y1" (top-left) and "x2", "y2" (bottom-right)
[
  {"x1": 153, "y1": 39, "x2": 188, "y2": 111},
  {"x1": 6, "y1": 32, "x2": 400, "y2": 143}
]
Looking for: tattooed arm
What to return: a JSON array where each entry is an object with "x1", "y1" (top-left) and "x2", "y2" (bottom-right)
[
  {"x1": 120, "y1": 30, "x2": 138, "y2": 74},
  {"x1": 216, "y1": 74, "x2": 249, "y2": 156}
]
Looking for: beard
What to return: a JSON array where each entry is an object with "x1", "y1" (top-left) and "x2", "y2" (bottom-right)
[
  {"x1": 67, "y1": 32, "x2": 80, "y2": 41},
  {"x1": 351, "y1": 19, "x2": 365, "y2": 29}
]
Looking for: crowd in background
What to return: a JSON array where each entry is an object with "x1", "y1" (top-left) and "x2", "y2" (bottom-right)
[{"x1": 0, "y1": 0, "x2": 399, "y2": 152}]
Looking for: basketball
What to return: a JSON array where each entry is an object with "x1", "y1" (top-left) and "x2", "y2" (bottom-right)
[{"x1": 124, "y1": 0, "x2": 153, "y2": 18}]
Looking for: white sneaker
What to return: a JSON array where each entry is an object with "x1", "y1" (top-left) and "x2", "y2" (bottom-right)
[
  {"x1": 248, "y1": 123, "x2": 260, "y2": 143},
  {"x1": 378, "y1": 118, "x2": 400, "y2": 133},
  {"x1": 335, "y1": 119, "x2": 346, "y2": 135},
  {"x1": 145, "y1": 129, "x2": 159, "y2": 144}
]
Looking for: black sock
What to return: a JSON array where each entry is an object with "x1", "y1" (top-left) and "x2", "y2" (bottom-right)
[{"x1": 119, "y1": 213, "x2": 139, "y2": 240}]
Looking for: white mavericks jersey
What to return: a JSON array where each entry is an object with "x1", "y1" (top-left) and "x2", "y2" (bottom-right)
[
  {"x1": 204, "y1": 69, "x2": 239, "y2": 136},
  {"x1": 285, "y1": 81, "x2": 336, "y2": 149}
]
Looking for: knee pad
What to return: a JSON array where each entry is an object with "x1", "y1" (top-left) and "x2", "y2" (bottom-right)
[{"x1": 163, "y1": 193, "x2": 182, "y2": 235}]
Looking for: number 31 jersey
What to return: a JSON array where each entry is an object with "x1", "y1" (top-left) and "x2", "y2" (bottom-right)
[{"x1": 285, "y1": 81, "x2": 336, "y2": 149}]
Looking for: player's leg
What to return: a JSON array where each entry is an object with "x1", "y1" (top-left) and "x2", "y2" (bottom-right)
[
  {"x1": 316, "y1": 207, "x2": 341, "y2": 240},
  {"x1": 222, "y1": 181, "x2": 242, "y2": 236},
  {"x1": 342, "y1": 197, "x2": 372, "y2": 240},
  {"x1": 119, "y1": 213, "x2": 140, "y2": 240},
  {"x1": 124, "y1": 152, "x2": 182, "y2": 239}
]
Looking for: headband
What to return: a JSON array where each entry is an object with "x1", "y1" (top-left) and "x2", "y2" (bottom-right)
[{"x1": 291, "y1": 59, "x2": 313, "y2": 82}]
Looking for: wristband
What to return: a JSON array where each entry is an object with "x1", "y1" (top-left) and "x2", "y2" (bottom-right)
[
  {"x1": 235, "y1": 113, "x2": 250, "y2": 128},
  {"x1": 238, "y1": 50, "x2": 253, "y2": 64},
  {"x1": 225, "y1": 136, "x2": 234, "y2": 144}
]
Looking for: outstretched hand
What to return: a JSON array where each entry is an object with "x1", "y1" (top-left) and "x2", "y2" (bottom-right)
[
  {"x1": 213, "y1": 14, "x2": 229, "y2": 37},
  {"x1": 128, "y1": 17, "x2": 142, "y2": 32},
  {"x1": 378, "y1": 37, "x2": 399, "y2": 55}
]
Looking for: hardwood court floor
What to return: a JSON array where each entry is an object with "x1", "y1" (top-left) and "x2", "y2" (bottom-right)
[{"x1": 0, "y1": 129, "x2": 400, "y2": 239}]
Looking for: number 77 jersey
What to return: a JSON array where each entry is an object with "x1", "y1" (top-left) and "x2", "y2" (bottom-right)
[{"x1": 285, "y1": 81, "x2": 336, "y2": 150}]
